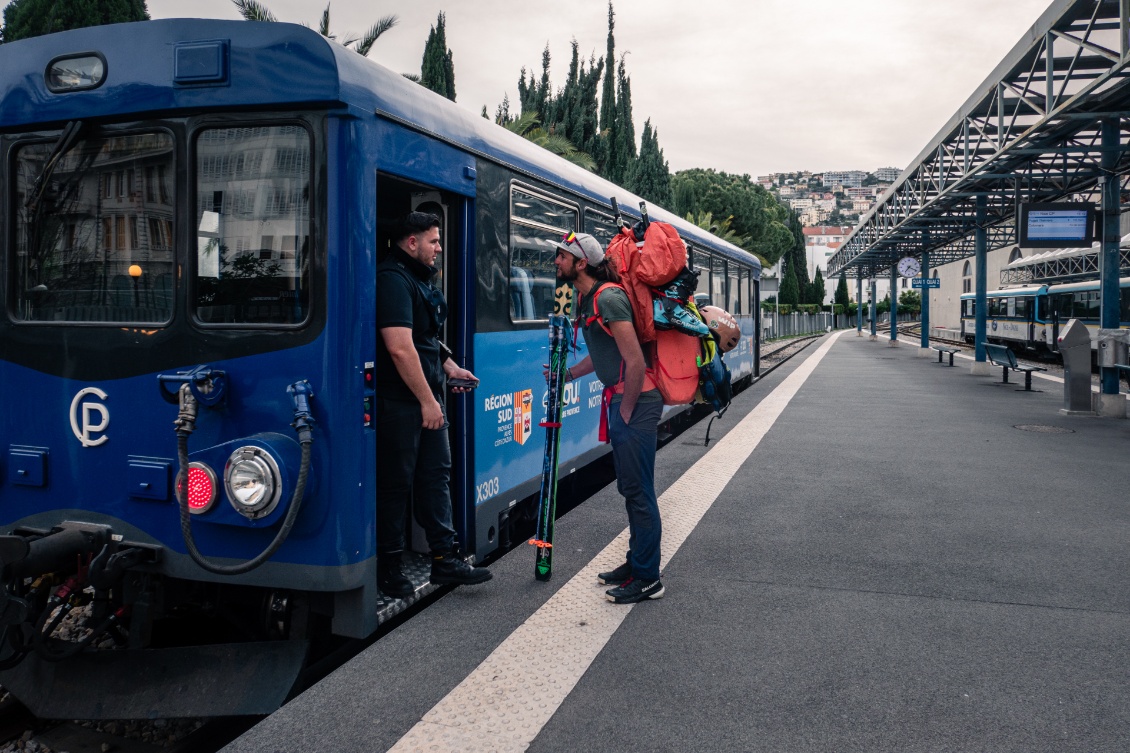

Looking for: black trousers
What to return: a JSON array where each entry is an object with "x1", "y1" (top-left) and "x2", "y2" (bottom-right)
[{"x1": 375, "y1": 395, "x2": 457, "y2": 555}]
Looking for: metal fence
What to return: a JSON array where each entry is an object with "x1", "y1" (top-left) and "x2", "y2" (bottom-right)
[{"x1": 761, "y1": 311, "x2": 920, "y2": 340}]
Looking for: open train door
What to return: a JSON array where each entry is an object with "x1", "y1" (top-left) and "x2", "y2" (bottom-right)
[{"x1": 374, "y1": 174, "x2": 474, "y2": 557}]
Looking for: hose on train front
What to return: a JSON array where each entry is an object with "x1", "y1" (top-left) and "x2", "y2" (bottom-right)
[{"x1": 174, "y1": 382, "x2": 315, "y2": 576}]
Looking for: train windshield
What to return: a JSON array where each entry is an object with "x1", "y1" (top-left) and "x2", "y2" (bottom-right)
[
  {"x1": 12, "y1": 130, "x2": 175, "y2": 323},
  {"x1": 194, "y1": 125, "x2": 311, "y2": 325}
]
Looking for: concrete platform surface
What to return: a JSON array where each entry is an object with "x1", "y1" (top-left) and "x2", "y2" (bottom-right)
[{"x1": 224, "y1": 331, "x2": 1130, "y2": 753}]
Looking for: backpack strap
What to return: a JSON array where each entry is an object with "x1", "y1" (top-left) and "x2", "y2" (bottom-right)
[
  {"x1": 574, "y1": 282, "x2": 622, "y2": 336},
  {"x1": 575, "y1": 283, "x2": 659, "y2": 414}
]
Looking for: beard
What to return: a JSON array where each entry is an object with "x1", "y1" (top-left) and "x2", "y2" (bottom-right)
[{"x1": 557, "y1": 265, "x2": 579, "y2": 283}]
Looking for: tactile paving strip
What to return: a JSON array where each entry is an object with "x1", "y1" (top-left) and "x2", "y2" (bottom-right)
[{"x1": 389, "y1": 333, "x2": 845, "y2": 752}]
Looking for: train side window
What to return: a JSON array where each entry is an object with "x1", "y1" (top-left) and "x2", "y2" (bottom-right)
[
  {"x1": 738, "y1": 269, "x2": 750, "y2": 315},
  {"x1": 1006, "y1": 298, "x2": 1016, "y2": 318},
  {"x1": 193, "y1": 124, "x2": 312, "y2": 326},
  {"x1": 727, "y1": 267, "x2": 740, "y2": 314},
  {"x1": 712, "y1": 257, "x2": 726, "y2": 306},
  {"x1": 509, "y1": 185, "x2": 577, "y2": 322},
  {"x1": 584, "y1": 208, "x2": 619, "y2": 250},
  {"x1": 1015, "y1": 297, "x2": 1029, "y2": 319},
  {"x1": 693, "y1": 250, "x2": 712, "y2": 303},
  {"x1": 12, "y1": 130, "x2": 175, "y2": 324},
  {"x1": 1121, "y1": 287, "x2": 1130, "y2": 323}
]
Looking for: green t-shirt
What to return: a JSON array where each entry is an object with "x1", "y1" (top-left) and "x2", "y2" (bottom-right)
[{"x1": 577, "y1": 284, "x2": 661, "y2": 403}]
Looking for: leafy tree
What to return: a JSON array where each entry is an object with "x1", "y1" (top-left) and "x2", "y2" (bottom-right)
[
  {"x1": 671, "y1": 168, "x2": 793, "y2": 266},
  {"x1": 779, "y1": 264, "x2": 800, "y2": 306},
  {"x1": 898, "y1": 290, "x2": 921, "y2": 316},
  {"x1": 877, "y1": 294, "x2": 891, "y2": 315},
  {"x1": 420, "y1": 12, "x2": 455, "y2": 101},
  {"x1": 2, "y1": 0, "x2": 148, "y2": 42},
  {"x1": 230, "y1": 1, "x2": 397, "y2": 57},
  {"x1": 685, "y1": 211, "x2": 760, "y2": 261},
  {"x1": 626, "y1": 119, "x2": 671, "y2": 206}
]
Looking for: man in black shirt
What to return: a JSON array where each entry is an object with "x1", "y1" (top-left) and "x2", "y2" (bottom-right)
[{"x1": 375, "y1": 211, "x2": 491, "y2": 597}]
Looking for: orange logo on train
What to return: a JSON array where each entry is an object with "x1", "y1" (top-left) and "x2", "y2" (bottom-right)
[{"x1": 513, "y1": 389, "x2": 533, "y2": 445}]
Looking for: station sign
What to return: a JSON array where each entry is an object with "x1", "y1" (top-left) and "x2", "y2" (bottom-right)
[{"x1": 912, "y1": 277, "x2": 940, "y2": 289}]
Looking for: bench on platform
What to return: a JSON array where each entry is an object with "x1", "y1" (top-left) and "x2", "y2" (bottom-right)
[
  {"x1": 983, "y1": 342, "x2": 1047, "y2": 391},
  {"x1": 931, "y1": 345, "x2": 960, "y2": 366}
]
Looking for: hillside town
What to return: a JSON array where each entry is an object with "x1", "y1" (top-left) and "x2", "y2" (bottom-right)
[{"x1": 759, "y1": 167, "x2": 901, "y2": 227}]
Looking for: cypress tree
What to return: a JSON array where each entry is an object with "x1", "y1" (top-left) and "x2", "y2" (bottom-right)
[
  {"x1": 596, "y1": 2, "x2": 617, "y2": 178},
  {"x1": 626, "y1": 119, "x2": 671, "y2": 207},
  {"x1": 809, "y1": 268, "x2": 826, "y2": 305},
  {"x1": 420, "y1": 12, "x2": 455, "y2": 101},
  {"x1": 779, "y1": 264, "x2": 800, "y2": 306},
  {"x1": 3, "y1": 0, "x2": 149, "y2": 42},
  {"x1": 608, "y1": 54, "x2": 636, "y2": 184},
  {"x1": 835, "y1": 273, "x2": 850, "y2": 308}
]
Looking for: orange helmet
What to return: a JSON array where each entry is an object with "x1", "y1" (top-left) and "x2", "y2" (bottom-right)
[{"x1": 699, "y1": 305, "x2": 740, "y2": 352}]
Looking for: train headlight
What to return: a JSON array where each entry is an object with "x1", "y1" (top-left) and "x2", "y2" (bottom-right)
[
  {"x1": 177, "y1": 462, "x2": 218, "y2": 514},
  {"x1": 224, "y1": 447, "x2": 282, "y2": 520}
]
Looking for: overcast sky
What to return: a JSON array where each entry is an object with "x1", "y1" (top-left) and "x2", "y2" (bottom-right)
[{"x1": 147, "y1": 0, "x2": 1053, "y2": 178}]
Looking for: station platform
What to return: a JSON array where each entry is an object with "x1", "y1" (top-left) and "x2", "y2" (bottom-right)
[{"x1": 223, "y1": 330, "x2": 1130, "y2": 753}]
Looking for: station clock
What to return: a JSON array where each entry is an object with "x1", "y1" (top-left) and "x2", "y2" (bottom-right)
[{"x1": 896, "y1": 256, "x2": 921, "y2": 278}]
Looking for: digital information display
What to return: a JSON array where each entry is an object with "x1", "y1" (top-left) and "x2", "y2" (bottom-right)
[
  {"x1": 1027, "y1": 209, "x2": 1090, "y2": 241},
  {"x1": 1019, "y1": 202, "x2": 1095, "y2": 248}
]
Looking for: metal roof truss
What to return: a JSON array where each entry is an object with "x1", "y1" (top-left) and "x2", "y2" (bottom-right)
[{"x1": 829, "y1": 0, "x2": 1130, "y2": 279}]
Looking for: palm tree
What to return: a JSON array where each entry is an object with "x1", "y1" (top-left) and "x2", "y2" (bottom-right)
[
  {"x1": 502, "y1": 112, "x2": 596, "y2": 172},
  {"x1": 231, "y1": 1, "x2": 397, "y2": 57}
]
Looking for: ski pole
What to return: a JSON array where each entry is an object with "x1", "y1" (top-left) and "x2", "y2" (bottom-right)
[{"x1": 610, "y1": 197, "x2": 626, "y2": 229}]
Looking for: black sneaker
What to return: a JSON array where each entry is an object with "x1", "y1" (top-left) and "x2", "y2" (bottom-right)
[
  {"x1": 597, "y1": 561, "x2": 632, "y2": 586},
  {"x1": 431, "y1": 551, "x2": 493, "y2": 586},
  {"x1": 377, "y1": 555, "x2": 414, "y2": 599},
  {"x1": 605, "y1": 577, "x2": 664, "y2": 604}
]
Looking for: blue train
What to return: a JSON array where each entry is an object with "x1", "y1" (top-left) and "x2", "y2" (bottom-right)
[{"x1": 0, "y1": 20, "x2": 761, "y2": 717}]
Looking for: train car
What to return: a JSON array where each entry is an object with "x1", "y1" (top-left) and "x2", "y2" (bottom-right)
[
  {"x1": 961, "y1": 278, "x2": 1130, "y2": 353},
  {"x1": 959, "y1": 285, "x2": 1049, "y2": 351},
  {"x1": 0, "y1": 20, "x2": 760, "y2": 717}
]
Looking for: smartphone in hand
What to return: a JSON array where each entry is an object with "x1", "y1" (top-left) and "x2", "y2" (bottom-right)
[{"x1": 448, "y1": 377, "x2": 479, "y2": 389}]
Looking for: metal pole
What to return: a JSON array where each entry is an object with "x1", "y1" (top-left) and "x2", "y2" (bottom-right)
[
  {"x1": 856, "y1": 274, "x2": 863, "y2": 335},
  {"x1": 1100, "y1": 118, "x2": 1121, "y2": 399},
  {"x1": 920, "y1": 241, "x2": 931, "y2": 352},
  {"x1": 889, "y1": 264, "x2": 899, "y2": 345},
  {"x1": 974, "y1": 195, "x2": 988, "y2": 366},
  {"x1": 869, "y1": 276, "x2": 877, "y2": 339}
]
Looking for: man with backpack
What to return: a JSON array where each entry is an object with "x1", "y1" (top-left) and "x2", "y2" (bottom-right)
[
  {"x1": 553, "y1": 231, "x2": 665, "y2": 604},
  {"x1": 375, "y1": 211, "x2": 492, "y2": 597}
]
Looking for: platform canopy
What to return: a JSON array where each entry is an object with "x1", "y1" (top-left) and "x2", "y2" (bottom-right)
[{"x1": 828, "y1": 0, "x2": 1130, "y2": 279}]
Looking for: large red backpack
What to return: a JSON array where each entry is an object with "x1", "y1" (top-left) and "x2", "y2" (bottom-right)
[
  {"x1": 578, "y1": 226, "x2": 700, "y2": 404},
  {"x1": 603, "y1": 222, "x2": 688, "y2": 344}
]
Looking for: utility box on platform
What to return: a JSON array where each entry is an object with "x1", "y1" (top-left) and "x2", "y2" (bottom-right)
[
  {"x1": 1059, "y1": 319, "x2": 1092, "y2": 414},
  {"x1": 1097, "y1": 328, "x2": 1128, "y2": 368}
]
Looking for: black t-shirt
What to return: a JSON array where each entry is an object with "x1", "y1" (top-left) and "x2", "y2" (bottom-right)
[{"x1": 376, "y1": 248, "x2": 445, "y2": 402}]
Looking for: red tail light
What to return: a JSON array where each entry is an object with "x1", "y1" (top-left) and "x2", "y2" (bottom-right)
[{"x1": 177, "y1": 462, "x2": 218, "y2": 514}]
